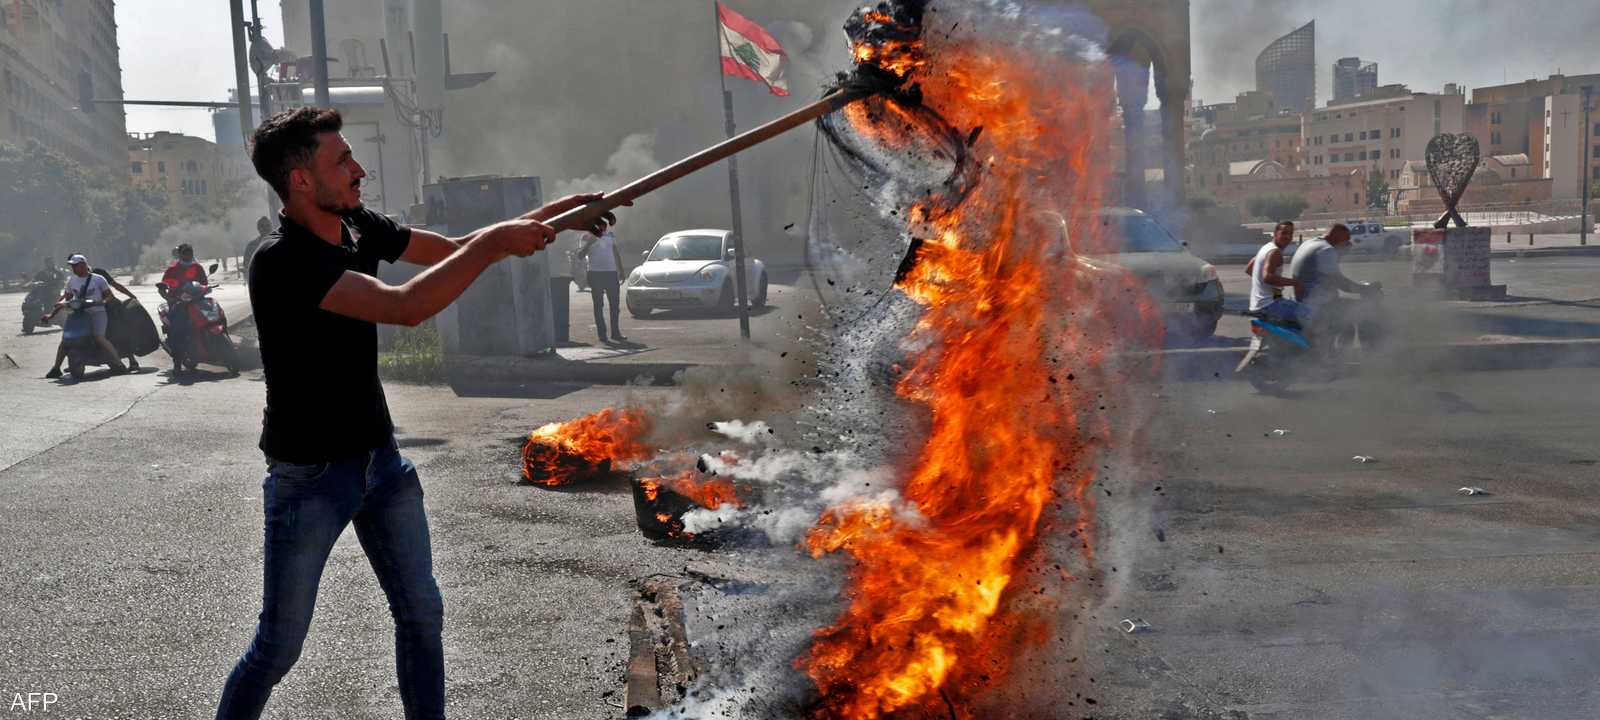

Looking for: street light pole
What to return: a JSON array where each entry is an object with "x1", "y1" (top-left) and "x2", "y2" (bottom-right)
[{"x1": 1582, "y1": 86, "x2": 1593, "y2": 247}]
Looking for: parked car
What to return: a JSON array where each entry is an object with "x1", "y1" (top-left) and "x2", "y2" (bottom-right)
[
  {"x1": 1077, "y1": 208, "x2": 1225, "y2": 338},
  {"x1": 1343, "y1": 219, "x2": 1408, "y2": 257},
  {"x1": 623, "y1": 229, "x2": 768, "y2": 317}
]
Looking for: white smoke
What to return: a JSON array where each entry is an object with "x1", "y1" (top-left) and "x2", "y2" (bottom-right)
[{"x1": 708, "y1": 419, "x2": 775, "y2": 446}]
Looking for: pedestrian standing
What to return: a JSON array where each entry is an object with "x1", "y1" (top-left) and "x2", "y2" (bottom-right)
[
  {"x1": 579, "y1": 229, "x2": 627, "y2": 343},
  {"x1": 216, "y1": 106, "x2": 617, "y2": 719}
]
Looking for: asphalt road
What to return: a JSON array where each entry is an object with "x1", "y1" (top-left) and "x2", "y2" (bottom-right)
[
  {"x1": 1082, "y1": 366, "x2": 1600, "y2": 719},
  {"x1": 5, "y1": 261, "x2": 1600, "y2": 718}
]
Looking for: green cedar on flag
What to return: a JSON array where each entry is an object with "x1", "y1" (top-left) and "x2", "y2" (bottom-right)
[{"x1": 716, "y1": 2, "x2": 789, "y2": 97}]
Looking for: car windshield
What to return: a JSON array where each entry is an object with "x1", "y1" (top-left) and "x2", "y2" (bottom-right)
[
  {"x1": 1109, "y1": 215, "x2": 1183, "y2": 253},
  {"x1": 647, "y1": 235, "x2": 723, "y2": 261}
]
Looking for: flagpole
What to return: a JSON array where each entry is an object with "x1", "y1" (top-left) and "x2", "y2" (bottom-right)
[{"x1": 714, "y1": 1, "x2": 753, "y2": 339}]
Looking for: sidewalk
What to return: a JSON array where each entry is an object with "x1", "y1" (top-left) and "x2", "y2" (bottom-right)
[{"x1": 443, "y1": 282, "x2": 818, "y2": 386}]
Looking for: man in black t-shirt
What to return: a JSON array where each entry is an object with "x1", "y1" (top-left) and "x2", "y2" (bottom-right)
[{"x1": 217, "y1": 107, "x2": 618, "y2": 720}]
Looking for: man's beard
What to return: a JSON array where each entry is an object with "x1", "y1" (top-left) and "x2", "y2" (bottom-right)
[{"x1": 312, "y1": 179, "x2": 363, "y2": 213}]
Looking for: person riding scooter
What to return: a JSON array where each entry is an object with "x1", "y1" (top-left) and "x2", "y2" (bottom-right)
[
  {"x1": 43, "y1": 254, "x2": 129, "y2": 378},
  {"x1": 1244, "y1": 220, "x2": 1309, "y2": 330},
  {"x1": 161, "y1": 243, "x2": 209, "y2": 290},
  {"x1": 1288, "y1": 223, "x2": 1383, "y2": 348}
]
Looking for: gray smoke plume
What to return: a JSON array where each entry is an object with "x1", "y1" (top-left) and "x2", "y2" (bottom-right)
[{"x1": 435, "y1": 0, "x2": 861, "y2": 269}]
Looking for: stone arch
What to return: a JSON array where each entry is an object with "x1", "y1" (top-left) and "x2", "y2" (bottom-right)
[{"x1": 1105, "y1": 28, "x2": 1172, "y2": 209}]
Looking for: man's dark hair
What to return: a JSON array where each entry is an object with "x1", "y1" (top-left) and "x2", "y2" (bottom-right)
[
  {"x1": 1328, "y1": 222, "x2": 1350, "y2": 237},
  {"x1": 250, "y1": 107, "x2": 343, "y2": 199},
  {"x1": 1275, "y1": 220, "x2": 1295, "y2": 232}
]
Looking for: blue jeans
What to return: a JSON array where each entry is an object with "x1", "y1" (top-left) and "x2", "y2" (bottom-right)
[{"x1": 216, "y1": 437, "x2": 444, "y2": 719}]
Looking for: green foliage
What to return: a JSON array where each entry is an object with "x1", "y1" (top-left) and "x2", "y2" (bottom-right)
[
  {"x1": 1246, "y1": 194, "x2": 1309, "y2": 222},
  {"x1": 0, "y1": 141, "x2": 174, "y2": 275},
  {"x1": 1365, "y1": 173, "x2": 1391, "y2": 211},
  {"x1": 378, "y1": 320, "x2": 446, "y2": 384}
]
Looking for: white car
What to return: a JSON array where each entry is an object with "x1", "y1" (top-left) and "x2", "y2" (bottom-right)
[
  {"x1": 1343, "y1": 219, "x2": 1408, "y2": 257},
  {"x1": 623, "y1": 229, "x2": 767, "y2": 317}
]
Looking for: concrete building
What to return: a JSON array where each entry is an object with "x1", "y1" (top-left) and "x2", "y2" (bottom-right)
[
  {"x1": 1303, "y1": 87, "x2": 1466, "y2": 184},
  {"x1": 0, "y1": 0, "x2": 126, "y2": 171},
  {"x1": 1255, "y1": 21, "x2": 1314, "y2": 114},
  {"x1": 1467, "y1": 74, "x2": 1600, "y2": 166},
  {"x1": 1397, "y1": 154, "x2": 1552, "y2": 212},
  {"x1": 1186, "y1": 111, "x2": 1304, "y2": 198},
  {"x1": 1542, "y1": 93, "x2": 1600, "y2": 199},
  {"x1": 1332, "y1": 57, "x2": 1378, "y2": 103},
  {"x1": 128, "y1": 131, "x2": 255, "y2": 214}
]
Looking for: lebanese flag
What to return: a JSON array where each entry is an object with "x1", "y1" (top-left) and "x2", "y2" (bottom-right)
[{"x1": 717, "y1": 2, "x2": 789, "y2": 97}]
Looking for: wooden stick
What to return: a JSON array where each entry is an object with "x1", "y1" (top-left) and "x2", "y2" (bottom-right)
[{"x1": 546, "y1": 87, "x2": 871, "y2": 233}]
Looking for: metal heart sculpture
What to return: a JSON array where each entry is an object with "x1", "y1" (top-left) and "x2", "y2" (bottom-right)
[{"x1": 1425, "y1": 133, "x2": 1480, "y2": 228}]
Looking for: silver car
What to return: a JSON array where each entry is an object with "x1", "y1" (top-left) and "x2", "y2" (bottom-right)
[
  {"x1": 1080, "y1": 208, "x2": 1224, "y2": 338},
  {"x1": 623, "y1": 229, "x2": 768, "y2": 317}
]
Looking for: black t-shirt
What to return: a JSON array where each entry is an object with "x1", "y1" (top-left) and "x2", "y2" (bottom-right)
[{"x1": 248, "y1": 208, "x2": 411, "y2": 463}]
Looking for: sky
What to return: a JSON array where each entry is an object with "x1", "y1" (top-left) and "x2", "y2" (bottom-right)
[
  {"x1": 115, "y1": 1, "x2": 282, "y2": 140},
  {"x1": 114, "y1": 0, "x2": 1600, "y2": 141}
]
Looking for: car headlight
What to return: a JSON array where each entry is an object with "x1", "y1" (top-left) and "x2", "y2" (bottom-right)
[
  {"x1": 1199, "y1": 263, "x2": 1218, "y2": 283},
  {"x1": 627, "y1": 269, "x2": 642, "y2": 285},
  {"x1": 699, "y1": 266, "x2": 724, "y2": 282}
]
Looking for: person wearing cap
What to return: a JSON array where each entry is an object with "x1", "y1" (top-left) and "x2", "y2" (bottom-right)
[{"x1": 43, "y1": 254, "x2": 127, "y2": 377}]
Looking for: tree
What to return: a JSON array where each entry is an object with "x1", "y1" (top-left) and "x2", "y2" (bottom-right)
[
  {"x1": 1246, "y1": 194, "x2": 1309, "y2": 222},
  {"x1": 1365, "y1": 172, "x2": 1391, "y2": 212},
  {"x1": 0, "y1": 141, "x2": 174, "y2": 276}
]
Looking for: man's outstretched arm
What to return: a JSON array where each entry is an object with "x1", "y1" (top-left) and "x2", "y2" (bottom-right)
[
  {"x1": 321, "y1": 218, "x2": 555, "y2": 327},
  {"x1": 399, "y1": 193, "x2": 621, "y2": 267}
]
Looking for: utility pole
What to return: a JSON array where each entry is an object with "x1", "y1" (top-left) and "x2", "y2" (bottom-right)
[
  {"x1": 713, "y1": 2, "x2": 752, "y2": 339},
  {"x1": 308, "y1": 0, "x2": 332, "y2": 107},
  {"x1": 247, "y1": 0, "x2": 280, "y2": 218},
  {"x1": 228, "y1": 0, "x2": 254, "y2": 145},
  {"x1": 1582, "y1": 86, "x2": 1594, "y2": 247}
]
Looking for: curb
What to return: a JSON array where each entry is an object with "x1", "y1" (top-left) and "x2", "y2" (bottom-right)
[
  {"x1": 1155, "y1": 338, "x2": 1600, "y2": 381},
  {"x1": 1490, "y1": 246, "x2": 1600, "y2": 259},
  {"x1": 444, "y1": 354, "x2": 695, "y2": 386}
]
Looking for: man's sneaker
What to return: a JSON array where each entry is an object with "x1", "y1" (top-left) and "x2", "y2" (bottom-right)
[{"x1": 44, "y1": 368, "x2": 62, "y2": 379}]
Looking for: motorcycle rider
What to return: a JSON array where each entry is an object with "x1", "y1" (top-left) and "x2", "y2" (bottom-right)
[
  {"x1": 1288, "y1": 223, "x2": 1383, "y2": 347},
  {"x1": 34, "y1": 255, "x2": 65, "y2": 284},
  {"x1": 161, "y1": 243, "x2": 210, "y2": 290},
  {"x1": 1244, "y1": 220, "x2": 1308, "y2": 328},
  {"x1": 43, "y1": 254, "x2": 128, "y2": 378},
  {"x1": 160, "y1": 243, "x2": 211, "y2": 358}
]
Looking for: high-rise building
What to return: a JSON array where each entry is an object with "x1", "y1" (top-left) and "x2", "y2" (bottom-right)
[
  {"x1": 1255, "y1": 21, "x2": 1314, "y2": 114},
  {"x1": 1333, "y1": 57, "x2": 1379, "y2": 103},
  {"x1": 0, "y1": 0, "x2": 127, "y2": 172}
]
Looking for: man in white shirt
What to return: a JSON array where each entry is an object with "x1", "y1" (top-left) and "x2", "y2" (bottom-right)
[
  {"x1": 1243, "y1": 221, "x2": 1308, "y2": 328},
  {"x1": 44, "y1": 254, "x2": 128, "y2": 377},
  {"x1": 578, "y1": 230, "x2": 627, "y2": 343}
]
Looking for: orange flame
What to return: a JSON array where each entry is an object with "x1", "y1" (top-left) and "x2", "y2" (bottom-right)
[
  {"x1": 520, "y1": 407, "x2": 654, "y2": 486},
  {"x1": 639, "y1": 470, "x2": 744, "y2": 511},
  {"x1": 801, "y1": 26, "x2": 1158, "y2": 719}
]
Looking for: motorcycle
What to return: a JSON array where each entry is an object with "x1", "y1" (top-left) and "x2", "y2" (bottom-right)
[
  {"x1": 1235, "y1": 287, "x2": 1384, "y2": 392},
  {"x1": 21, "y1": 276, "x2": 62, "y2": 335},
  {"x1": 1234, "y1": 312, "x2": 1313, "y2": 392},
  {"x1": 158, "y1": 264, "x2": 239, "y2": 375},
  {"x1": 59, "y1": 300, "x2": 124, "y2": 377}
]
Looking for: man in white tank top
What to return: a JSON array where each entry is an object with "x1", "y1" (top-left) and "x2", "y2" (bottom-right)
[{"x1": 1244, "y1": 220, "x2": 1308, "y2": 327}]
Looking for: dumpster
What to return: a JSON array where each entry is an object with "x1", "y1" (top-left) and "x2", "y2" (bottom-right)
[{"x1": 550, "y1": 275, "x2": 572, "y2": 343}]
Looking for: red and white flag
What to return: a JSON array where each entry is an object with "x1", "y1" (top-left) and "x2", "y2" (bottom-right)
[{"x1": 716, "y1": 2, "x2": 789, "y2": 97}]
